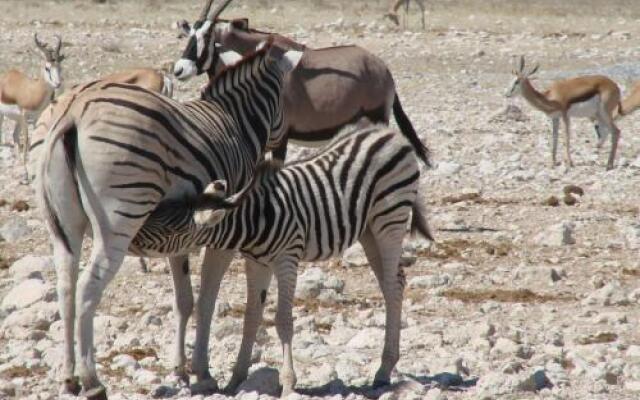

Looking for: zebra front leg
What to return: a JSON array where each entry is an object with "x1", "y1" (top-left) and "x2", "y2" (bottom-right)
[
  {"x1": 168, "y1": 255, "x2": 193, "y2": 387},
  {"x1": 227, "y1": 259, "x2": 273, "y2": 393},
  {"x1": 370, "y1": 230, "x2": 405, "y2": 388},
  {"x1": 274, "y1": 259, "x2": 298, "y2": 397},
  {"x1": 190, "y1": 249, "x2": 234, "y2": 395}
]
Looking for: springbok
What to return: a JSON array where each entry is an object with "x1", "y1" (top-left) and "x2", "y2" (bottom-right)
[
  {"x1": 505, "y1": 56, "x2": 622, "y2": 170},
  {"x1": 173, "y1": 0, "x2": 430, "y2": 167},
  {"x1": 385, "y1": 0, "x2": 426, "y2": 29},
  {"x1": 0, "y1": 33, "x2": 64, "y2": 168}
]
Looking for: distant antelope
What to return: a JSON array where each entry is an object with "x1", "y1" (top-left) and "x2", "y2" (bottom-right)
[
  {"x1": 505, "y1": 56, "x2": 622, "y2": 170},
  {"x1": 385, "y1": 0, "x2": 426, "y2": 30},
  {"x1": 174, "y1": 0, "x2": 429, "y2": 167},
  {"x1": 0, "y1": 33, "x2": 64, "y2": 168}
]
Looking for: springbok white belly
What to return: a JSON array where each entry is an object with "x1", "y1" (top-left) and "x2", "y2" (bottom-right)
[
  {"x1": 566, "y1": 96, "x2": 600, "y2": 118},
  {"x1": 0, "y1": 103, "x2": 22, "y2": 120}
]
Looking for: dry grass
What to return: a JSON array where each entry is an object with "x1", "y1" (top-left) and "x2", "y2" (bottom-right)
[
  {"x1": 576, "y1": 332, "x2": 618, "y2": 345},
  {"x1": 418, "y1": 239, "x2": 513, "y2": 260},
  {"x1": 0, "y1": 365, "x2": 48, "y2": 379},
  {"x1": 10, "y1": 200, "x2": 29, "y2": 212},
  {"x1": 441, "y1": 288, "x2": 572, "y2": 304}
]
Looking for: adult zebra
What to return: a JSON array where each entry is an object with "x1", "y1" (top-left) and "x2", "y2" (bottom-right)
[
  {"x1": 38, "y1": 40, "x2": 302, "y2": 399},
  {"x1": 137, "y1": 122, "x2": 433, "y2": 395}
]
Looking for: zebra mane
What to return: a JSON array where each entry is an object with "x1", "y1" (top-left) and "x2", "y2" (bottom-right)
[{"x1": 202, "y1": 35, "x2": 276, "y2": 98}]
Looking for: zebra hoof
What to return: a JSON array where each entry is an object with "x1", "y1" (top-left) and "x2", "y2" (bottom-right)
[
  {"x1": 224, "y1": 373, "x2": 246, "y2": 394},
  {"x1": 60, "y1": 376, "x2": 82, "y2": 396},
  {"x1": 190, "y1": 378, "x2": 219, "y2": 395},
  {"x1": 372, "y1": 378, "x2": 391, "y2": 389},
  {"x1": 83, "y1": 385, "x2": 108, "y2": 400}
]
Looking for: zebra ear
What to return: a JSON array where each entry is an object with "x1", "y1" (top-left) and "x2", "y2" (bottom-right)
[
  {"x1": 218, "y1": 50, "x2": 243, "y2": 66},
  {"x1": 277, "y1": 50, "x2": 303, "y2": 74}
]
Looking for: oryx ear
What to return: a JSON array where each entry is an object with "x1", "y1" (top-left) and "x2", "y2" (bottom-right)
[
  {"x1": 278, "y1": 50, "x2": 303, "y2": 73},
  {"x1": 175, "y1": 19, "x2": 191, "y2": 38},
  {"x1": 219, "y1": 49, "x2": 243, "y2": 66},
  {"x1": 231, "y1": 18, "x2": 249, "y2": 30}
]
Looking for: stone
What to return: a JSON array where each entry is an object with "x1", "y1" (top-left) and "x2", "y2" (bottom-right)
[
  {"x1": 490, "y1": 337, "x2": 521, "y2": 358},
  {"x1": 535, "y1": 222, "x2": 575, "y2": 246},
  {"x1": 133, "y1": 368, "x2": 160, "y2": 385},
  {"x1": 112, "y1": 354, "x2": 138, "y2": 371},
  {"x1": 1, "y1": 279, "x2": 55, "y2": 312},
  {"x1": 516, "y1": 369, "x2": 552, "y2": 391},
  {"x1": 0, "y1": 301, "x2": 59, "y2": 337},
  {"x1": 342, "y1": 244, "x2": 368, "y2": 267},
  {"x1": 435, "y1": 161, "x2": 462, "y2": 176},
  {"x1": 0, "y1": 217, "x2": 32, "y2": 242},
  {"x1": 619, "y1": 220, "x2": 640, "y2": 249},
  {"x1": 408, "y1": 274, "x2": 451, "y2": 289},
  {"x1": 8, "y1": 255, "x2": 53, "y2": 282},
  {"x1": 346, "y1": 327, "x2": 384, "y2": 349},
  {"x1": 582, "y1": 281, "x2": 629, "y2": 306},
  {"x1": 236, "y1": 367, "x2": 280, "y2": 397}
]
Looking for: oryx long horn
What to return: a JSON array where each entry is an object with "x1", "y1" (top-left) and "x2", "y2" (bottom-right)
[
  {"x1": 199, "y1": 0, "x2": 214, "y2": 20},
  {"x1": 208, "y1": 0, "x2": 233, "y2": 21},
  {"x1": 34, "y1": 33, "x2": 47, "y2": 52}
]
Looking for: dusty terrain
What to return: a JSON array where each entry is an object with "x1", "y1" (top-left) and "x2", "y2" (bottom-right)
[{"x1": 0, "y1": 0, "x2": 639, "y2": 399}]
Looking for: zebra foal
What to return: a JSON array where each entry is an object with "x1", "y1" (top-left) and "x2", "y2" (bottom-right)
[
  {"x1": 141, "y1": 122, "x2": 433, "y2": 395},
  {"x1": 38, "y1": 40, "x2": 302, "y2": 399}
]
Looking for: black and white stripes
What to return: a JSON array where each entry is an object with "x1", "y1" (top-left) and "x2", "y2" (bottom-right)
[
  {"x1": 38, "y1": 40, "x2": 302, "y2": 398},
  {"x1": 132, "y1": 122, "x2": 432, "y2": 394}
]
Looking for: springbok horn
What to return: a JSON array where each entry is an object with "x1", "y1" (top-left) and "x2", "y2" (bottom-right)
[
  {"x1": 199, "y1": 0, "x2": 214, "y2": 20},
  {"x1": 53, "y1": 34, "x2": 62, "y2": 55},
  {"x1": 528, "y1": 63, "x2": 540, "y2": 77},
  {"x1": 34, "y1": 33, "x2": 48, "y2": 52},
  {"x1": 208, "y1": 0, "x2": 233, "y2": 21},
  {"x1": 519, "y1": 55, "x2": 525, "y2": 72}
]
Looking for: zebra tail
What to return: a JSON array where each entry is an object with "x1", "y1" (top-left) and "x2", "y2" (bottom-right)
[
  {"x1": 195, "y1": 160, "x2": 278, "y2": 211},
  {"x1": 411, "y1": 199, "x2": 434, "y2": 242},
  {"x1": 393, "y1": 94, "x2": 431, "y2": 169},
  {"x1": 38, "y1": 113, "x2": 77, "y2": 253}
]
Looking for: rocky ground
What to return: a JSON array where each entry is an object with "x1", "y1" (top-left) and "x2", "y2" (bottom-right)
[{"x1": 1, "y1": 0, "x2": 640, "y2": 399}]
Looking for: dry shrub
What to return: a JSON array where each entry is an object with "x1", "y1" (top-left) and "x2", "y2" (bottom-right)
[
  {"x1": 0, "y1": 198, "x2": 7, "y2": 207},
  {"x1": 622, "y1": 268, "x2": 640, "y2": 277},
  {"x1": 543, "y1": 196, "x2": 560, "y2": 207},
  {"x1": 442, "y1": 192, "x2": 482, "y2": 204}
]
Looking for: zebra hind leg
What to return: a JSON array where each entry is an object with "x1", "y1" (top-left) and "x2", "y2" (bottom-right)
[
  {"x1": 168, "y1": 255, "x2": 194, "y2": 387},
  {"x1": 363, "y1": 226, "x2": 406, "y2": 388},
  {"x1": 274, "y1": 258, "x2": 299, "y2": 396},
  {"x1": 53, "y1": 220, "x2": 87, "y2": 396},
  {"x1": 227, "y1": 259, "x2": 273, "y2": 393},
  {"x1": 75, "y1": 228, "x2": 146, "y2": 399}
]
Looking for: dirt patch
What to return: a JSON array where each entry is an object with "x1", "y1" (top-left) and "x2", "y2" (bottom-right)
[
  {"x1": 442, "y1": 192, "x2": 482, "y2": 204},
  {"x1": 441, "y1": 288, "x2": 572, "y2": 303},
  {"x1": 99, "y1": 347, "x2": 158, "y2": 364},
  {"x1": 622, "y1": 268, "x2": 640, "y2": 277}
]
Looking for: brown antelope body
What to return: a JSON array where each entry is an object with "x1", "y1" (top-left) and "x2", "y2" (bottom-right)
[
  {"x1": 506, "y1": 56, "x2": 622, "y2": 170},
  {"x1": 0, "y1": 34, "x2": 64, "y2": 171}
]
